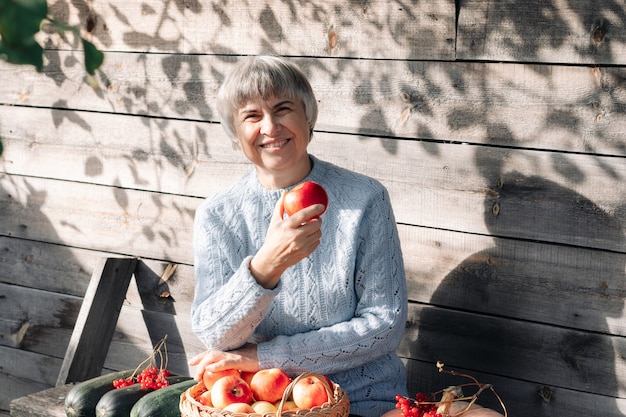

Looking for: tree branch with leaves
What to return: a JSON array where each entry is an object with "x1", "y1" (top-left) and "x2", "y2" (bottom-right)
[
  {"x1": 0, "y1": 0, "x2": 103, "y2": 73},
  {"x1": 0, "y1": 0, "x2": 105, "y2": 155}
]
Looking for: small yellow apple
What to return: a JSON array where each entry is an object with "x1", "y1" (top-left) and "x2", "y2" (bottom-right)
[
  {"x1": 223, "y1": 402, "x2": 255, "y2": 413},
  {"x1": 275, "y1": 400, "x2": 300, "y2": 411},
  {"x1": 252, "y1": 400, "x2": 278, "y2": 413}
]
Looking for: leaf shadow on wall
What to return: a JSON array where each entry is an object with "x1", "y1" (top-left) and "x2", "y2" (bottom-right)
[{"x1": 411, "y1": 174, "x2": 625, "y2": 416}]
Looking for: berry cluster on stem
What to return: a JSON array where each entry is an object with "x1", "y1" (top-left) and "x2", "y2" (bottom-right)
[
  {"x1": 112, "y1": 336, "x2": 172, "y2": 390},
  {"x1": 395, "y1": 362, "x2": 508, "y2": 417}
]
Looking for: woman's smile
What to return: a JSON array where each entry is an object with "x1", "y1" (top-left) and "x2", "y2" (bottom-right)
[{"x1": 260, "y1": 138, "x2": 291, "y2": 149}]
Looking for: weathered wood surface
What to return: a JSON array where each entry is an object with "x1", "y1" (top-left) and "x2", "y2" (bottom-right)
[
  {"x1": 405, "y1": 359, "x2": 626, "y2": 417},
  {"x1": 10, "y1": 384, "x2": 68, "y2": 417},
  {"x1": 43, "y1": 0, "x2": 457, "y2": 60},
  {"x1": 457, "y1": 0, "x2": 626, "y2": 65},
  {"x1": 1, "y1": 346, "x2": 61, "y2": 411},
  {"x1": 42, "y1": 0, "x2": 626, "y2": 65},
  {"x1": 0, "y1": 237, "x2": 98, "y2": 297},
  {"x1": 401, "y1": 305, "x2": 625, "y2": 398},
  {"x1": 1, "y1": 57, "x2": 626, "y2": 155},
  {"x1": 2, "y1": 0, "x2": 626, "y2": 415}
]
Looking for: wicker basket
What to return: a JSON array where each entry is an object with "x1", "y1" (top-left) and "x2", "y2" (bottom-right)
[{"x1": 180, "y1": 372, "x2": 350, "y2": 417}]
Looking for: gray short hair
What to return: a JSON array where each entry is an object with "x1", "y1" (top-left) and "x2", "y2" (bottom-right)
[{"x1": 216, "y1": 55, "x2": 318, "y2": 143}]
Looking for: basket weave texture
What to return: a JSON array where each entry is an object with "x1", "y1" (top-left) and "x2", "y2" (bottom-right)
[{"x1": 180, "y1": 372, "x2": 350, "y2": 417}]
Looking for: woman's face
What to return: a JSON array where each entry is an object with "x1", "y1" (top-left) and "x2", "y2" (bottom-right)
[{"x1": 234, "y1": 95, "x2": 311, "y2": 189}]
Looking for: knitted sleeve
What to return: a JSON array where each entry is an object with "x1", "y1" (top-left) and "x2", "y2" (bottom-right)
[
  {"x1": 190, "y1": 194, "x2": 279, "y2": 351},
  {"x1": 257, "y1": 184, "x2": 408, "y2": 376}
]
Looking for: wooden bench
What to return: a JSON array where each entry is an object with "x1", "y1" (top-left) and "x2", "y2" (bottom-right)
[{"x1": 9, "y1": 257, "x2": 203, "y2": 417}]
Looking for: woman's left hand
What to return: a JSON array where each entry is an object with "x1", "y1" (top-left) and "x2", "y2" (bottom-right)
[{"x1": 188, "y1": 343, "x2": 260, "y2": 382}]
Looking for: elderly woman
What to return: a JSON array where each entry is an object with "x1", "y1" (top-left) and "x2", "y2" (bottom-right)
[{"x1": 188, "y1": 55, "x2": 408, "y2": 417}]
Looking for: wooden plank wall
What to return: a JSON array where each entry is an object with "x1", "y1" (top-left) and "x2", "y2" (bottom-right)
[{"x1": 1, "y1": 0, "x2": 625, "y2": 415}]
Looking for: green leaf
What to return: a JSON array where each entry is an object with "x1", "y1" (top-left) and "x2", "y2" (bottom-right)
[
  {"x1": 0, "y1": 0, "x2": 47, "y2": 70},
  {"x1": 82, "y1": 38, "x2": 104, "y2": 75},
  {"x1": 0, "y1": 0, "x2": 47, "y2": 44},
  {"x1": 0, "y1": 38, "x2": 43, "y2": 70}
]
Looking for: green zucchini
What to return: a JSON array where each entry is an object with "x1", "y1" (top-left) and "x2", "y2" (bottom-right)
[
  {"x1": 65, "y1": 369, "x2": 135, "y2": 417},
  {"x1": 130, "y1": 379, "x2": 197, "y2": 417},
  {"x1": 95, "y1": 375, "x2": 192, "y2": 417}
]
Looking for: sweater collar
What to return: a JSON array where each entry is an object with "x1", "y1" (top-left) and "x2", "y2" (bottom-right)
[{"x1": 252, "y1": 154, "x2": 325, "y2": 194}]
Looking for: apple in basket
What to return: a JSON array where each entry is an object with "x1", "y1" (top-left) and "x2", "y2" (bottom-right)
[
  {"x1": 240, "y1": 370, "x2": 256, "y2": 386},
  {"x1": 211, "y1": 375, "x2": 254, "y2": 409},
  {"x1": 203, "y1": 368, "x2": 241, "y2": 390},
  {"x1": 292, "y1": 375, "x2": 330, "y2": 409},
  {"x1": 197, "y1": 390, "x2": 213, "y2": 407},
  {"x1": 250, "y1": 368, "x2": 292, "y2": 403},
  {"x1": 252, "y1": 401, "x2": 278, "y2": 413},
  {"x1": 223, "y1": 403, "x2": 255, "y2": 413},
  {"x1": 275, "y1": 400, "x2": 299, "y2": 411}
]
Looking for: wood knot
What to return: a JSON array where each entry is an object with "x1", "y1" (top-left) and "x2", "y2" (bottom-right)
[
  {"x1": 86, "y1": 13, "x2": 97, "y2": 33},
  {"x1": 328, "y1": 28, "x2": 337, "y2": 50},
  {"x1": 538, "y1": 386, "x2": 553, "y2": 403},
  {"x1": 592, "y1": 26, "x2": 606, "y2": 44},
  {"x1": 492, "y1": 202, "x2": 500, "y2": 217}
]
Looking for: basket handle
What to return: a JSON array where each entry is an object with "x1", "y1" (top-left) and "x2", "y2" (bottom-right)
[{"x1": 276, "y1": 372, "x2": 334, "y2": 417}]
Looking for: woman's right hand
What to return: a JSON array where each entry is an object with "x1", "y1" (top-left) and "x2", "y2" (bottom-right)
[{"x1": 249, "y1": 192, "x2": 325, "y2": 289}]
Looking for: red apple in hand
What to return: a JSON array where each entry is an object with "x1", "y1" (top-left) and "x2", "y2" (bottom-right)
[
  {"x1": 202, "y1": 368, "x2": 241, "y2": 390},
  {"x1": 211, "y1": 375, "x2": 254, "y2": 409},
  {"x1": 250, "y1": 368, "x2": 291, "y2": 403},
  {"x1": 282, "y1": 181, "x2": 328, "y2": 221},
  {"x1": 291, "y1": 375, "x2": 330, "y2": 409}
]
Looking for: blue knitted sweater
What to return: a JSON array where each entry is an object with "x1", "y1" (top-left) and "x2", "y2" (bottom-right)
[{"x1": 191, "y1": 155, "x2": 408, "y2": 416}]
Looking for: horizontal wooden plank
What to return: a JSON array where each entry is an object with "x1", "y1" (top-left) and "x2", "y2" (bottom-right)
[
  {"x1": 0, "y1": 236, "x2": 93, "y2": 297},
  {"x1": 2, "y1": 56, "x2": 626, "y2": 155},
  {"x1": 0, "y1": 282, "x2": 78, "y2": 356},
  {"x1": 311, "y1": 139, "x2": 626, "y2": 253},
  {"x1": 9, "y1": 384, "x2": 68, "y2": 417},
  {"x1": 0, "y1": 347, "x2": 57, "y2": 412},
  {"x1": 0, "y1": 345, "x2": 61, "y2": 394},
  {"x1": 124, "y1": 227, "x2": 626, "y2": 339},
  {"x1": 457, "y1": 0, "x2": 626, "y2": 65},
  {"x1": 43, "y1": 0, "x2": 456, "y2": 60},
  {"x1": 3, "y1": 133, "x2": 624, "y2": 252},
  {"x1": 400, "y1": 226, "x2": 626, "y2": 338},
  {"x1": 403, "y1": 358, "x2": 626, "y2": 417},
  {"x1": 0, "y1": 106, "x2": 251, "y2": 198},
  {"x1": 400, "y1": 303, "x2": 626, "y2": 399},
  {"x1": 0, "y1": 176, "x2": 199, "y2": 264}
]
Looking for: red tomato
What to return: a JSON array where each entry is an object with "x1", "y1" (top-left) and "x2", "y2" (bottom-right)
[{"x1": 281, "y1": 181, "x2": 328, "y2": 220}]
